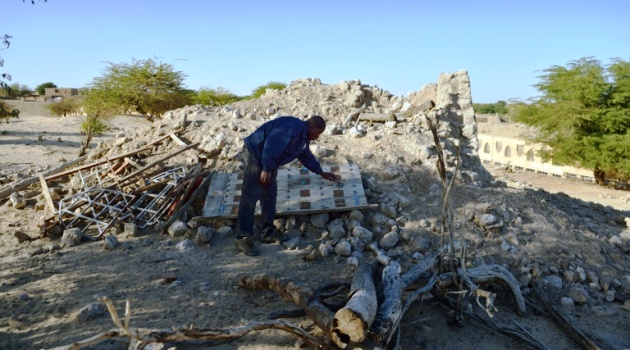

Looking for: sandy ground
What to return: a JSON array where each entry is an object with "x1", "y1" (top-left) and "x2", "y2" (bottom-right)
[{"x1": 1, "y1": 113, "x2": 629, "y2": 350}]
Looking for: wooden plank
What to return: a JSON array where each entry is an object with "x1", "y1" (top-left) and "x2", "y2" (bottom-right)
[
  {"x1": 39, "y1": 173, "x2": 56, "y2": 215},
  {"x1": 201, "y1": 172, "x2": 230, "y2": 217}
]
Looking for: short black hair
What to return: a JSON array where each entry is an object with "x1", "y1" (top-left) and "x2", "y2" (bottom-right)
[{"x1": 307, "y1": 115, "x2": 326, "y2": 130}]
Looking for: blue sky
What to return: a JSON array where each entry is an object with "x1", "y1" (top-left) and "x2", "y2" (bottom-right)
[{"x1": 3, "y1": 0, "x2": 629, "y2": 103}]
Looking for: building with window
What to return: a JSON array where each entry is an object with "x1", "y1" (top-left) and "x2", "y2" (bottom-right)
[{"x1": 477, "y1": 121, "x2": 594, "y2": 182}]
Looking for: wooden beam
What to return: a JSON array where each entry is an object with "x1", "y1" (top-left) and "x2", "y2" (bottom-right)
[{"x1": 39, "y1": 173, "x2": 56, "y2": 215}]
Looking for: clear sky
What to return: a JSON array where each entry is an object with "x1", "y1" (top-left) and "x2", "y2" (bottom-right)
[{"x1": 3, "y1": 0, "x2": 629, "y2": 103}]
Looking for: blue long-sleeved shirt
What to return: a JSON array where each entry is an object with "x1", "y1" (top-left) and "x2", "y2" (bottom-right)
[{"x1": 243, "y1": 116, "x2": 323, "y2": 174}]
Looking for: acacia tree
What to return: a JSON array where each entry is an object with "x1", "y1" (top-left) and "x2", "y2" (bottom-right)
[
  {"x1": 35, "y1": 81, "x2": 57, "y2": 95},
  {"x1": 513, "y1": 57, "x2": 630, "y2": 185},
  {"x1": 250, "y1": 81, "x2": 287, "y2": 99},
  {"x1": 84, "y1": 58, "x2": 193, "y2": 121},
  {"x1": 194, "y1": 86, "x2": 241, "y2": 106}
]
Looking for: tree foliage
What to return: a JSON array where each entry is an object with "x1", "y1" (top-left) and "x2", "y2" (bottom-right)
[
  {"x1": 46, "y1": 96, "x2": 82, "y2": 116},
  {"x1": 194, "y1": 86, "x2": 241, "y2": 106},
  {"x1": 84, "y1": 58, "x2": 193, "y2": 120},
  {"x1": 36, "y1": 82, "x2": 57, "y2": 95},
  {"x1": 473, "y1": 100, "x2": 508, "y2": 114},
  {"x1": 250, "y1": 81, "x2": 287, "y2": 99},
  {"x1": 0, "y1": 100, "x2": 19, "y2": 123},
  {"x1": 513, "y1": 57, "x2": 630, "y2": 184}
]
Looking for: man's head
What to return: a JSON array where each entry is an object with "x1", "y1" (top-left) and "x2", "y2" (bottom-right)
[{"x1": 306, "y1": 116, "x2": 326, "y2": 141}]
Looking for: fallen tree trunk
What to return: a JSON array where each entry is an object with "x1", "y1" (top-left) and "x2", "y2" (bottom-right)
[
  {"x1": 356, "y1": 112, "x2": 397, "y2": 124},
  {"x1": 332, "y1": 261, "x2": 378, "y2": 348},
  {"x1": 369, "y1": 261, "x2": 403, "y2": 345},
  {"x1": 342, "y1": 107, "x2": 366, "y2": 128},
  {"x1": 239, "y1": 273, "x2": 336, "y2": 341}
]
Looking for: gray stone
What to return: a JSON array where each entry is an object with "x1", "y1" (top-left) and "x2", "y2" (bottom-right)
[
  {"x1": 334, "y1": 239, "x2": 352, "y2": 257},
  {"x1": 379, "y1": 203, "x2": 397, "y2": 219},
  {"x1": 349, "y1": 236, "x2": 366, "y2": 252},
  {"x1": 61, "y1": 228, "x2": 82, "y2": 247},
  {"x1": 327, "y1": 219, "x2": 346, "y2": 239},
  {"x1": 282, "y1": 237, "x2": 301, "y2": 250},
  {"x1": 352, "y1": 225, "x2": 373, "y2": 244},
  {"x1": 123, "y1": 222, "x2": 138, "y2": 237},
  {"x1": 310, "y1": 213, "x2": 329, "y2": 229},
  {"x1": 380, "y1": 231, "x2": 401, "y2": 250},
  {"x1": 544, "y1": 275, "x2": 563, "y2": 290},
  {"x1": 560, "y1": 297, "x2": 574, "y2": 307},
  {"x1": 103, "y1": 235, "x2": 118, "y2": 250},
  {"x1": 195, "y1": 226, "x2": 215, "y2": 245},
  {"x1": 176, "y1": 239, "x2": 194, "y2": 251},
  {"x1": 168, "y1": 220, "x2": 188, "y2": 237},
  {"x1": 563, "y1": 270, "x2": 577, "y2": 284},
  {"x1": 216, "y1": 226, "x2": 233, "y2": 237},
  {"x1": 74, "y1": 302, "x2": 106, "y2": 323},
  {"x1": 348, "y1": 210, "x2": 364, "y2": 222},
  {"x1": 568, "y1": 285, "x2": 590, "y2": 304},
  {"x1": 319, "y1": 242, "x2": 334, "y2": 257}
]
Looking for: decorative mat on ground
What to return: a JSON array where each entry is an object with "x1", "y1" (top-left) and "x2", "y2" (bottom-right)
[{"x1": 202, "y1": 164, "x2": 370, "y2": 218}]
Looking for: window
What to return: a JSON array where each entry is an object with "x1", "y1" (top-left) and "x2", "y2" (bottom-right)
[
  {"x1": 495, "y1": 141, "x2": 502, "y2": 153},
  {"x1": 504, "y1": 146, "x2": 511, "y2": 157},
  {"x1": 526, "y1": 150, "x2": 534, "y2": 161},
  {"x1": 516, "y1": 144, "x2": 524, "y2": 156},
  {"x1": 483, "y1": 143, "x2": 490, "y2": 153}
]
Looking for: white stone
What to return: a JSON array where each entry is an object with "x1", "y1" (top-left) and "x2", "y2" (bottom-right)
[
  {"x1": 380, "y1": 231, "x2": 401, "y2": 250},
  {"x1": 61, "y1": 228, "x2": 82, "y2": 247},
  {"x1": 168, "y1": 221, "x2": 188, "y2": 237},
  {"x1": 334, "y1": 239, "x2": 352, "y2": 257}
]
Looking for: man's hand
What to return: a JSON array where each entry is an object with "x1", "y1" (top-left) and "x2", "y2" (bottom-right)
[
  {"x1": 320, "y1": 172, "x2": 337, "y2": 182},
  {"x1": 260, "y1": 171, "x2": 273, "y2": 187}
]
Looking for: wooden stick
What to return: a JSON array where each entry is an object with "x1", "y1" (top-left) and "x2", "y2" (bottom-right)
[
  {"x1": 45, "y1": 133, "x2": 173, "y2": 182},
  {"x1": 113, "y1": 142, "x2": 200, "y2": 187},
  {"x1": 164, "y1": 169, "x2": 211, "y2": 228},
  {"x1": 0, "y1": 154, "x2": 88, "y2": 201}
]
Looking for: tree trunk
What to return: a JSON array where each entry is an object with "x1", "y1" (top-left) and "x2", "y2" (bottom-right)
[
  {"x1": 593, "y1": 167, "x2": 605, "y2": 186},
  {"x1": 332, "y1": 261, "x2": 378, "y2": 347}
]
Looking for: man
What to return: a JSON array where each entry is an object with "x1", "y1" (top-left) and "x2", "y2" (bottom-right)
[{"x1": 235, "y1": 115, "x2": 337, "y2": 256}]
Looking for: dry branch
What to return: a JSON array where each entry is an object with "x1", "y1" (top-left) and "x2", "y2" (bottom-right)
[
  {"x1": 438, "y1": 264, "x2": 526, "y2": 316},
  {"x1": 239, "y1": 273, "x2": 336, "y2": 341},
  {"x1": 48, "y1": 297, "x2": 334, "y2": 350}
]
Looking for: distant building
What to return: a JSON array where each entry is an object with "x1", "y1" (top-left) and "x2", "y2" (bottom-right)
[
  {"x1": 477, "y1": 121, "x2": 595, "y2": 182},
  {"x1": 44, "y1": 88, "x2": 78, "y2": 100}
]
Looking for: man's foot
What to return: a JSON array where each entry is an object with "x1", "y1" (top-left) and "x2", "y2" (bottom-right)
[
  {"x1": 260, "y1": 227, "x2": 281, "y2": 244},
  {"x1": 236, "y1": 236, "x2": 259, "y2": 256}
]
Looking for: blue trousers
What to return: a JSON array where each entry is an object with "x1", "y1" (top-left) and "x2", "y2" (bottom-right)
[{"x1": 236, "y1": 145, "x2": 277, "y2": 238}]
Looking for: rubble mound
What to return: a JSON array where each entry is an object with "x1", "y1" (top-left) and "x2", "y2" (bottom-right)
[{"x1": 1, "y1": 71, "x2": 629, "y2": 349}]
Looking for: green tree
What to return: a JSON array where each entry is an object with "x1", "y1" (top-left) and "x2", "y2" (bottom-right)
[
  {"x1": 8, "y1": 82, "x2": 32, "y2": 98},
  {"x1": 249, "y1": 81, "x2": 286, "y2": 99},
  {"x1": 194, "y1": 86, "x2": 241, "y2": 106},
  {"x1": 473, "y1": 100, "x2": 508, "y2": 114},
  {"x1": 0, "y1": 100, "x2": 19, "y2": 124},
  {"x1": 84, "y1": 58, "x2": 192, "y2": 121},
  {"x1": 513, "y1": 57, "x2": 630, "y2": 185},
  {"x1": 36, "y1": 82, "x2": 57, "y2": 95},
  {"x1": 46, "y1": 96, "x2": 82, "y2": 116}
]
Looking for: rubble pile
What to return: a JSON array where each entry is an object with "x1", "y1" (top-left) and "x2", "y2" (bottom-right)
[{"x1": 3, "y1": 69, "x2": 630, "y2": 324}]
